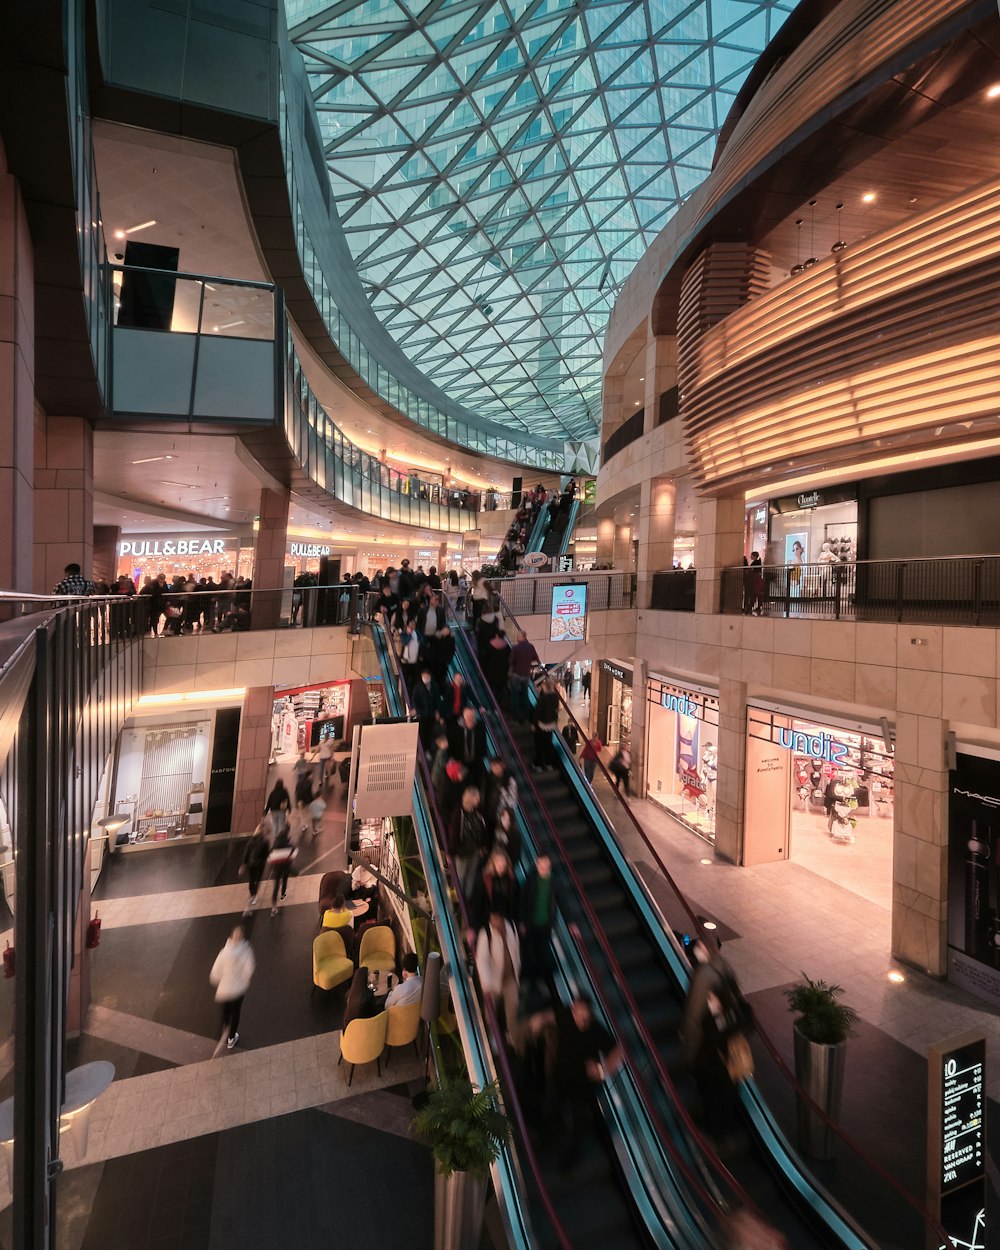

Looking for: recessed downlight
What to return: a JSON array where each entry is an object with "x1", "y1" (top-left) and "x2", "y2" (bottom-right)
[{"x1": 862, "y1": 191, "x2": 876, "y2": 203}]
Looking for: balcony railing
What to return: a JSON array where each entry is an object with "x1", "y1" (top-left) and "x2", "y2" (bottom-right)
[
  {"x1": 496, "y1": 570, "x2": 636, "y2": 616},
  {"x1": 721, "y1": 557, "x2": 1000, "y2": 626}
]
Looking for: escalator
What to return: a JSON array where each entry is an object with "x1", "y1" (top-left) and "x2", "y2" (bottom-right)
[
  {"x1": 365, "y1": 620, "x2": 737, "y2": 1250},
  {"x1": 446, "y1": 616, "x2": 884, "y2": 1250},
  {"x1": 525, "y1": 500, "x2": 551, "y2": 556},
  {"x1": 541, "y1": 497, "x2": 580, "y2": 564}
]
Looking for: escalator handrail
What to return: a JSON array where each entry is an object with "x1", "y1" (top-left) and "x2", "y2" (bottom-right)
[
  {"x1": 492, "y1": 596, "x2": 958, "y2": 1250},
  {"x1": 558, "y1": 498, "x2": 580, "y2": 558},
  {"x1": 447, "y1": 614, "x2": 763, "y2": 1221},
  {"x1": 372, "y1": 622, "x2": 575, "y2": 1250},
  {"x1": 525, "y1": 500, "x2": 551, "y2": 555}
]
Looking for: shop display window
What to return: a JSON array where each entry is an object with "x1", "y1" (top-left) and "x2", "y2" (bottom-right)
[
  {"x1": 113, "y1": 719, "x2": 211, "y2": 845},
  {"x1": 747, "y1": 708, "x2": 894, "y2": 905},
  {"x1": 272, "y1": 683, "x2": 351, "y2": 759},
  {"x1": 645, "y1": 679, "x2": 719, "y2": 842}
]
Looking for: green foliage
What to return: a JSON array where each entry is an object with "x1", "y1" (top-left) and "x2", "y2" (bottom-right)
[
  {"x1": 478, "y1": 563, "x2": 505, "y2": 581},
  {"x1": 412, "y1": 1077, "x2": 510, "y2": 1179},
  {"x1": 785, "y1": 973, "x2": 859, "y2": 1045}
]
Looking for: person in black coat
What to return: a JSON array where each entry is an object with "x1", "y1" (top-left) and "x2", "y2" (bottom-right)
[
  {"x1": 483, "y1": 630, "x2": 510, "y2": 707},
  {"x1": 448, "y1": 707, "x2": 487, "y2": 780},
  {"x1": 520, "y1": 855, "x2": 555, "y2": 979},
  {"x1": 241, "y1": 823, "x2": 271, "y2": 913},
  {"x1": 532, "y1": 678, "x2": 560, "y2": 771},
  {"x1": 411, "y1": 669, "x2": 442, "y2": 749},
  {"x1": 424, "y1": 626, "x2": 455, "y2": 688}
]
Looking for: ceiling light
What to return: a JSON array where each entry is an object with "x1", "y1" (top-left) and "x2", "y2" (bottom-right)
[
  {"x1": 862, "y1": 192, "x2": 876, "y2": 203},
  {"x1": 124, "y1": 219, "x2": 157, "y2": 234},
  {"x1": 987, "y1": 83, "x2": 1000, "y2": 99},
  {"x1": 887, "y1": 970, "x2": 905, "y2": 984},
  {"x1": 136, "y1": 688, "x2": 246, "y2": 708},
  {"x1": 702, "y1": 921, "x2": 717, "y2": 931},
  {"x1": 113, "y1": 229, "x2": 126, "y2": 240},
  {"x1": 699, "y1": 858, "x2": 713, "y2": 866},
  {"x1": 217, "y1": 320, "x2": 245, "y2": 330},
  {"x1": 131, "y1": 455, "x2": 170, "y2": 465},
  {"x1": 639, "y1": 376, "x2": 645, "y2": 381},
  {"x1": 633, "y1": 400, "x2": 641, "y2": 406}
]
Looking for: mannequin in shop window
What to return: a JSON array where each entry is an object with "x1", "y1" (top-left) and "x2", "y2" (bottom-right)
[{"x1": 787, "y1": 541, "x2": 805, "y2": 598}]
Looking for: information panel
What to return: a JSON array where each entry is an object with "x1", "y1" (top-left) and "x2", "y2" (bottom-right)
[
  {"x1": 550, "y1": 583, "x2": 587, "y2": 642},
  {"x1": 940, "y1": 1036, "x2": 985, "y2": 1194}
]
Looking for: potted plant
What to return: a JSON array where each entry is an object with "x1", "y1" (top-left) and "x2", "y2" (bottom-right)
[
  {"x1": 413, "y1": 1076, "x2": 510, "y2": 1250},
  {"x1": 784, "y1": 974, "x2": 858, "y2": 1160}
]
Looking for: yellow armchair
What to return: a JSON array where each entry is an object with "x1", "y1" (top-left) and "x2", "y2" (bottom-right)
[
  {"x1": 384, "y1": 999, "x2": 422, "y2": 1066},
  {"x1": 313, "y1": 931, "x2": 353, "y2": 993},
  {"x1": 357, "y1": 925, "x2": 396, "y2": 976},
  {"x1": 338, "y1": 1011, "x2": 388, "y2": 1086}
]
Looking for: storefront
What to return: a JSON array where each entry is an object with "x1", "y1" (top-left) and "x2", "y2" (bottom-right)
[
  {"x1": 947, "y1": 747, "x2": 1000, "y2": 1007},
  {"x1": 644, "y1": 677, "x2": 719, "y2": 842},
  {"x1": 767, "y1": 486, "x2": 857, "y2": 568},
  {"x1": 109, "y1": 700, "x2": 242, "y2": 848},
  {"x1": 745, "y1": 703, "x2": 894, "y2": 905},
  {"x1": 271, "y1": 681, "x2": 356, "y2": 759},
  {"x1": 288, "y1": 540, "x2": 332, "y2": 576},
  {"x1": 117, "y1": 532, "x2": 245, "y2": 584},
  {"x1": 597, "y1": 659, "x2": 632, "y2": 752}
]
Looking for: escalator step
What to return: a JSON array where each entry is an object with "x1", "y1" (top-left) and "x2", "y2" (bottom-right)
[
  {"x1": 587, "y1": 884, "x2": 628, "y2": 911},
  {"x1": 639, "y1": 1000, "x2": 681, "y2": 1038},
  {"x1": 626, "y1": 965, "x2": 670, "y2": 1000},
  {"x1": 574, "y1": 862, "x2": 614, "y2": 889},
  {"x1": 601, "y1": 915, "x2": 641, "y2": 940},
  {"x1": 615, "y1": 937, "x2": 654, "y2": 969}
]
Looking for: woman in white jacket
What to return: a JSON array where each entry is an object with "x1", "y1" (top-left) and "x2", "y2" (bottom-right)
[
  {"x1": 210, "y1": 925, "x2": 256, "y2": 1054},
  {"x1": 475, "y1": 911, "x2": 521, "y2": 1046}
]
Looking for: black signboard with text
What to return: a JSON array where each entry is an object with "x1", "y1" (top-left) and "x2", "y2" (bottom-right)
[{"x1": 928, "y1": 1031, "x2": 987, "y2": 1250}]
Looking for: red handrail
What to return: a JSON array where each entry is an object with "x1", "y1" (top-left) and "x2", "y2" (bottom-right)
[
  {"x1": 445, "y1": 612, "x2": 762, "y2": 1217},
  {"x1": 375, "y1": 624, "x2": 574, "y2": 1250},
  {"x1": 493, "y1": 593, "x2": 957, "y2": 1250}
]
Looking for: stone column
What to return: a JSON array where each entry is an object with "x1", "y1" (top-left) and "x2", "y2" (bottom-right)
[
  {"x1": 613, "y1": 523, "x2": 633, "y2": 571},
  {"x1": 628, "y1": 658, "x2": 648, "y2": 794},
  {"x1": 602, "y1": 367, "x2": 626, "y2": 440},
  {"x1": 714, "y1": 676, "x2": 748, "y2": 864},
  {"x1": 33, "y1": 412, "x2": 94, "y2": 594},
  {"x1": 596, "y1": 517, "x2": 615, "y2": 565},
  {"x1": 642, "y1": 336, "x2": 677, "y2": 434},
  {"x1": 251, "y1": 486, "x2": 290, "y2": 629},
  {"x1": 636, "y1": 476, "x2": 676, "y2": 608},
  {"x1": 93, "y1": 525, "x2": 121, "y2": 585},
  {"x1": 891, "y1": 713, "x2": 948, "y2": 975},
  {"x1": 231, "y1": 686, "x2": 276, "y2": 835},
  {"x1": 694, "y1": 493, "x2": 743, "y2": 615},
  {"x1": 0, "y1": 163, "x2": 35, "y2": 591}
]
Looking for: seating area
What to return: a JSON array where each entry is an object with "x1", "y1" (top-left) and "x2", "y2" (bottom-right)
[{"x1": 309, "y1": 874, "x2": 427, "y2": 1083}]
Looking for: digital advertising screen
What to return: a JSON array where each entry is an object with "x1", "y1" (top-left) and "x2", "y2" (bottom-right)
[{"x1": 550, "y1": 583, "x2": 587, "y2": 642}]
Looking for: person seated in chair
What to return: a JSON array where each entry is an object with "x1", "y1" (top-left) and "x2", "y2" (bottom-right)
[
  {"x1": 384, "y1": 952, "x2": 422, "y2": 1007},
  {"x1": 344, "y1": 966, "x2": 377, "y2": 1029}
]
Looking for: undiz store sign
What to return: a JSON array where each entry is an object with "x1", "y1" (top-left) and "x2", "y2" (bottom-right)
[
  {"x1": 119, "y1": 538, "x2": 228, "y2": 558},
  {"x1": 662, "y1": 691, "x2": 694, "y2": 716},
  {"x1": 777, "y1": 727, "x2": 850, "y2": 764}
]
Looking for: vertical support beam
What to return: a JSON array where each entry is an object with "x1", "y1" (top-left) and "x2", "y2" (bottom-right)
[
  {"x1": 642, "y1": 336, "x2": 677, "y2": 435},
  {"x1": 892, "y1": 714, "x2": 948, "y2": 975},
  {"x1": 32, "y1": 413, "x2": 94, "y2": 595},
  {"x1": 92, "y1": 525, "x2": 121, "y2": 586},
  {"x1": 636, "y1": 476, "x2": 676, "y2": 608},
  {"x1": 714, "y1": 677, "x2": 748, "y2": 864},
  {"x1": 231, "y1": 686, "x2": 276, "y2": 836},
  {"x1": 694, "y1": 494, "x2": 743, "y2": 615},
  {"x1": 251, "y1": 486, "x2": 290, "y2": 629},
  {"x1": 0, "y1": 163, "x2": 35, "y2": 592},
  {"x1": 596, "y1": 517, "x2": 615, "y2": 566}
]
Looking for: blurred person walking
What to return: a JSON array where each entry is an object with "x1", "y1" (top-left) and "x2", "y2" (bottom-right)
[{"x1": 210, "y1": 924, "x2": 255, "y2": 1054}]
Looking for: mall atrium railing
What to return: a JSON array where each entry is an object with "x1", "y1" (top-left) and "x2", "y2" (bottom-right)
[
  {"x1": 110, "y1": 265, "x2": 282, "y2": 424},
  {"x1": 650, "y1": 569, "x2": 697, "y2": 611},
  {"x1": 285, "y1": 339, "x2": 479, "y2": 531},
  {"x1": 721, "y1": 556, "x2": 1000, "y2": 626},
  {"x1": 497, "y1": 570, "x2": 636, "y2": 617},
  {"x1": 0, "y1": 593, "x2": 144, "y2": 1250}
]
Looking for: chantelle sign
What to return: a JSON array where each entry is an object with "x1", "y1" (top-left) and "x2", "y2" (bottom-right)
[
  {"x1": 119, "y1": 537, "x2": 229, "y2": 558},
  {"x1": 776, "y1": 727, "x2": 850, "y2": 764}
]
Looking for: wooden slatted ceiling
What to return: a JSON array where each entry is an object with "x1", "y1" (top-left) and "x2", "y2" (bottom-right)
[{"x1": 680, "y1": 175, "x2": 1000, "y2": 493}]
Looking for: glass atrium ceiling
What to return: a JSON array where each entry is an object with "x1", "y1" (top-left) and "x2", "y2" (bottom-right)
[{"x1": 287, "y1": 0, "x2": 794, "y2": 443}]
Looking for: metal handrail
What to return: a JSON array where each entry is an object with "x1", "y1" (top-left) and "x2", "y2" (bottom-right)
[
  {"x1": 372, "y1": 623, "x2": 574, "y2": 1250},
  {"x1": 494, "y1": 592, "x2": 958, "y2": 1250},
  {"x1": 110, "y1": 263, "x2": 275, "y2": 291},
  {"x1": 447, "y1": 609, "x2": 761, "y2": 1222}
]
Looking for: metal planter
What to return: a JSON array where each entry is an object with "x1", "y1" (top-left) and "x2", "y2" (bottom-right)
[
  {"x1": 793, "y1": 1026, "x2": 847, "y2": 1160},
  {"x1": 434, "y1": 1167, "x2": 487, "y2": 1250}
]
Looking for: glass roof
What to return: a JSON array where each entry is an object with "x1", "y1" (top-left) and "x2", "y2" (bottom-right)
[{"x1": 287, "y1": 0, "x2": 794, "y2": 443}]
